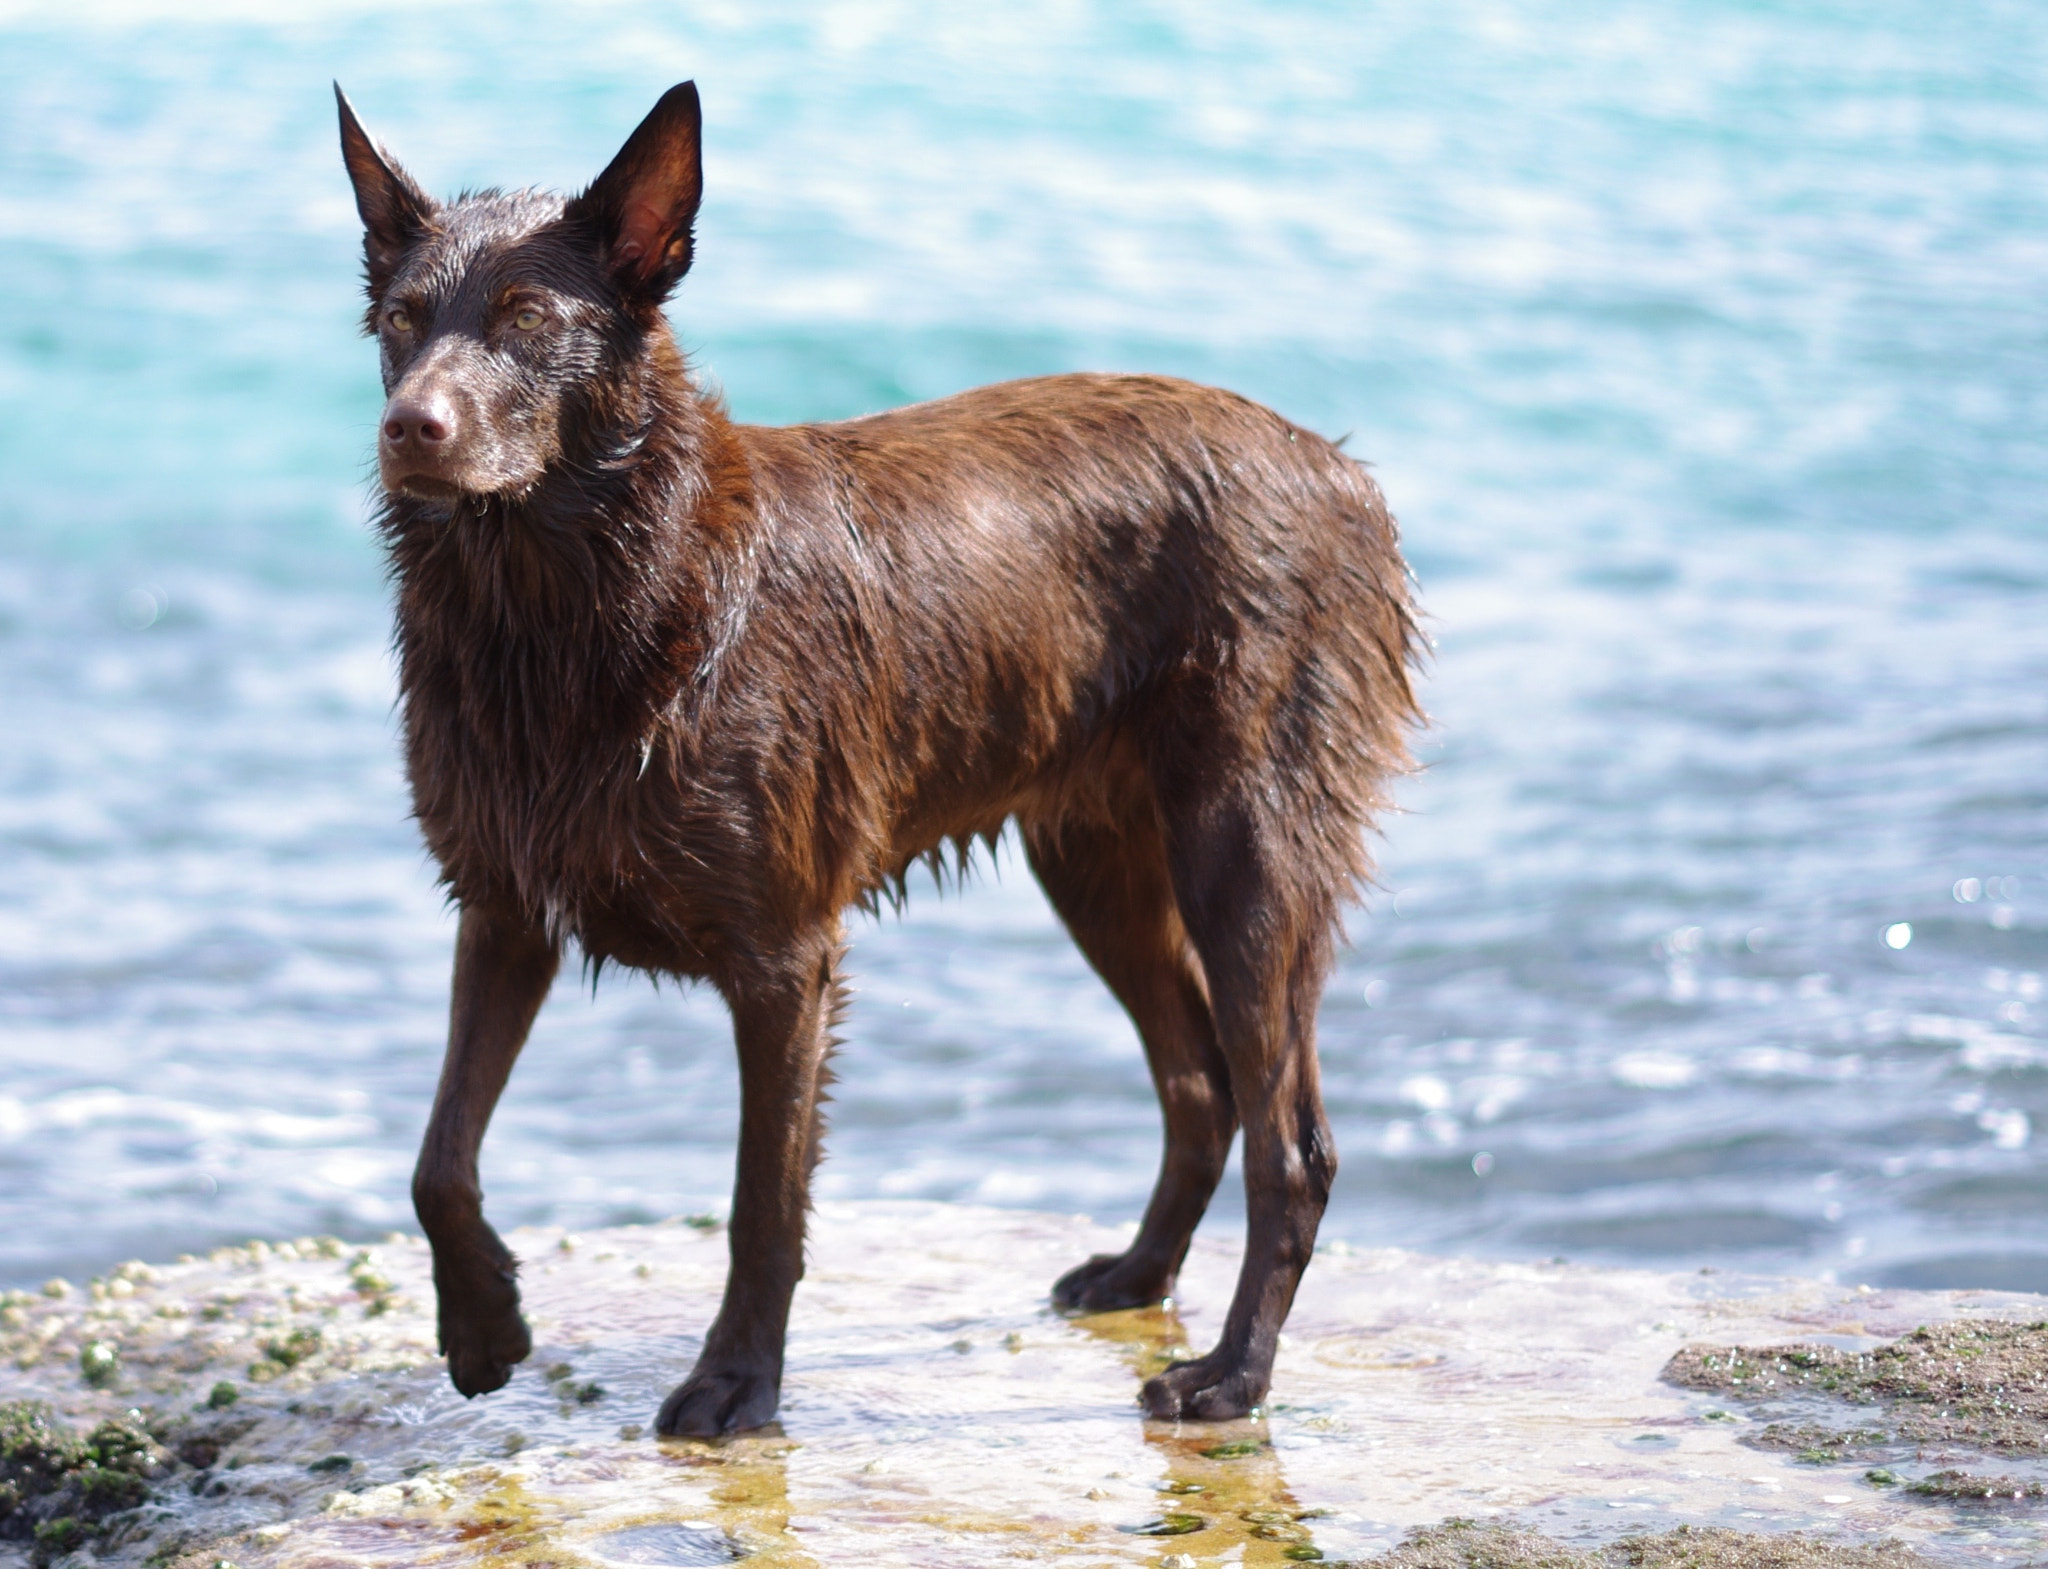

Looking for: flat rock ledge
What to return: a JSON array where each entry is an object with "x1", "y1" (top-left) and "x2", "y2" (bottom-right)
[{"x1": 4, "y1": 1202, "x2": 2047, "y2": 1569}]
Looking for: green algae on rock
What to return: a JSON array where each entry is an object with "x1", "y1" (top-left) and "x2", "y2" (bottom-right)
[
  {"x1": 1370, "y1": 1520, "x2": 1595, "y2": 1569},
  {"x1": 1905, "y1": 1469, "x2": 2048, "y2": 1502},
  {"x1": 77, "y1": 1342, "x2": 118, "y2": 1390},
  {"x1": 0, "y1": 1403, "x2": 166, "y2": 1566},
  {"x1": 254, "y1": 1328, "x2": 321, "y2": 1376},
  {"x1": 1203, "y1": 1438, "x2": 1268, "y2": 1459},
  {"x1": 1605, "y1": 1524, "x2": 1924, "y2": 1569},
  {"x1": 1364, "y1": 1521, "x2": 1924, "y2": 1569},
  {"x1": 1123, "y1": 1512, "x2": 1207, "y2": 1535},
  {"x1": 1664, "y1": 1320, "x2": 2048, "y2": 1453},
  {"x1": 1745, "y1": 1424, "x2": 1890, "y2": 1461}
]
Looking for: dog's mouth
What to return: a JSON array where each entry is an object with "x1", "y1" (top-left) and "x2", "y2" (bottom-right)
[
  {"x1": 381, "y1": 451, "x2": 549, "y2": 504},
  {"x1": 391, "y1": 473, "x2": 466, "y2": 501}
]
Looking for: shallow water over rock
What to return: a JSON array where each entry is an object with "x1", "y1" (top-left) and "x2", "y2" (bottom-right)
[{"x1": 5, "y1": 1203, "x2": 2048, "y2": 1567}]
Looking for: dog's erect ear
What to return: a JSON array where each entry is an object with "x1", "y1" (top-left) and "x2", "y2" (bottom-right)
[
  {"x1": 334, "y1": 84, "x2": 436, "y2": 293},
  {"x1": 569, "y1": 82, "x2": 704, "y2": 301}
]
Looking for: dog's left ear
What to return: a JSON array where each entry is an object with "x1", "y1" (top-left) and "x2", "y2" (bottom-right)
[{"x1": 570, "y1": 82, "x2": 704, "y2": 301}]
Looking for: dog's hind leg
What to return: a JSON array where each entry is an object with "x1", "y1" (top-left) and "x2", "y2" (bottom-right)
[
  {"x1": 414, "y1": 902, "x2": 561, "y2": 1398},
  {"x1": 1138, "y1": 785, "x2": 1340, "y2": 1421},
  {"x1": 1024, "y1": 812, "x2": 1236, "y2": 1314},
  {"x1": 657, "y1": 923, "x2": 844, "y2": 1437}
]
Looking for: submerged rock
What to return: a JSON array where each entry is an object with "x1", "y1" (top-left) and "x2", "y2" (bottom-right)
[{"x1": 1366, "y1": 1520, "x2": 1928, "y2": 1569}]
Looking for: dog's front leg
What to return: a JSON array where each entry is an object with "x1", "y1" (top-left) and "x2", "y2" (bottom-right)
[
  {"x1": 413, "y1": 902, "x2": 560, "y2": 1397},
  {"x1": 658, "y1": 927, "x2": 842, "y2": 1437}
]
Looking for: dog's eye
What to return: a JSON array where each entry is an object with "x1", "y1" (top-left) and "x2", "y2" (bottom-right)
[
  {"x1": 513, "y1": 306, "x2": 544, "y2": 331},
  {"x1": 386, "y1": 308, "x2": 412, "y2": 333}
]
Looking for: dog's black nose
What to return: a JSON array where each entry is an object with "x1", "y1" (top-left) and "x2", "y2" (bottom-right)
[{"x1": 382, "y1": 395, "x2": 454, "y2": 448}]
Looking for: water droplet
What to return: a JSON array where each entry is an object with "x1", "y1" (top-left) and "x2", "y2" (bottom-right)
[
  {"x1": 116, "y1": 587, "x2": 164, "y2": 630},
  {"x1": 1883, "y1": 922, "x2": 1912, "y2": 950}
]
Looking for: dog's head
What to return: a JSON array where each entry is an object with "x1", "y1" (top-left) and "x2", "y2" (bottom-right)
[{"x1": 336, "y1": 84, "x2": 703, "y2": 502}]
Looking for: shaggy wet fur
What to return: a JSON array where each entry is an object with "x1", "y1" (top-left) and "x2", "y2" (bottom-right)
[{"x1": 338, "y1": 80, "x2": 1423, "y2": 1436}]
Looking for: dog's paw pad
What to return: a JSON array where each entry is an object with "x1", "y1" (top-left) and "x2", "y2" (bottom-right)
[
  {"x1": 1140, "y1": 1356, "x2": 1263, "y2": 1421},
  {"x1": 655, "y1": 1366, "x2": 779, "y2": 1437},
  {"x1": 442, "y1": 1311, "x2": 532, "y2": 1398},
  {"x1": 1051, "y1": 1253, "x2": 1174, "y2": 1314}
]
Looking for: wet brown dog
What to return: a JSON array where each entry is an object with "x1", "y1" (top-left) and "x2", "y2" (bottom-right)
[{"x1": 336, "y1": 80, "x2": 1422, "y2": 1436}]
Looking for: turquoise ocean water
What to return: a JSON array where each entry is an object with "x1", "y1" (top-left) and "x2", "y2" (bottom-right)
[{"x1": 1, "y1": 0, "x2": 2044, "y2": 1291}]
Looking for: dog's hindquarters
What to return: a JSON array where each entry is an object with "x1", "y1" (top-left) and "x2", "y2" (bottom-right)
[
  {"x1": 797, "y1": 375, "x2": 1418, "y2": 879},
  {"x1": 825, "y1": 375, "x2": 1417, "y2": 1416},
  {"x1": 1122, "y1": 434, "x2": 1408, "y2": 1415}
]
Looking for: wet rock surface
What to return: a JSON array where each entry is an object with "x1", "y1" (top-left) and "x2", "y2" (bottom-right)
[
  {"x1": 1665, "y1": 1322, "x2": 2048, "y2": 1453},
  {"x1": 1373, "y1": 1521, "x2": 1923, "y2": 1569},
  {"x1": 4, "y1": 1203, "x2": 2048, "y2": 1567},
  {"x1": 0, "y1": 1404, "x2": 166, "y2": 1566}
]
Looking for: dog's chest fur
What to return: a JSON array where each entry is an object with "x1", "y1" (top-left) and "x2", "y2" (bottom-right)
[{"x1": 386, "y1": 483, "x2": 743, "y2": 971}]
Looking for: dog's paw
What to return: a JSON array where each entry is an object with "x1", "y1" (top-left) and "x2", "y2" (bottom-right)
[
  {"x1": 435, "y1": 1262, "x2": 532, "y2": 1398},
  {"x1": 655, "y1": 1364, "x2": 781, "y2": 1437},
  {"x1": 440, "y1": 1292, "x2": 532, "y2": 1397},
  {"x1": 1051, "y1": 1252, "x2": 1174, "y2": 1314},
  {"x1": 1139, "y1": 1354, "x2": 1266, "y2": 1421},
  {"x1": 441, "y1": 1305, "x2": 531, "y2": 1397}
]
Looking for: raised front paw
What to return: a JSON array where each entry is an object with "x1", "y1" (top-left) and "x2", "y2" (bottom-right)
[
  {"x1": 1051, "y1": 1251, "x2": 1175, "y2": 1314},
  {"x1": 1140, "y1": 1352, "x2": 1266, "y2": 1421},
  {"x1": 436, "y1": 1262, "x2": 531, "y2": 1398},
  {"x1": 655, "y1": 1361, "x2": 781, "y2": 1437}
]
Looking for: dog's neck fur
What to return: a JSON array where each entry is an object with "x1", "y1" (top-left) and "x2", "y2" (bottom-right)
[{"x1": 378, "y1": 328, "x2": 745, "y2": 914}]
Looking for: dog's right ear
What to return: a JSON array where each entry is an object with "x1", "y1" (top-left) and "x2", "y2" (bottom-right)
[{"x1": 335, "y1": 85, "x2": 436, "y2": 294}]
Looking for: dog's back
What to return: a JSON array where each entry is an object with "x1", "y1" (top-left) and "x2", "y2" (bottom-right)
[{"x1": 706, "y1": 372, "x2": 1416, "y2": 923}]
